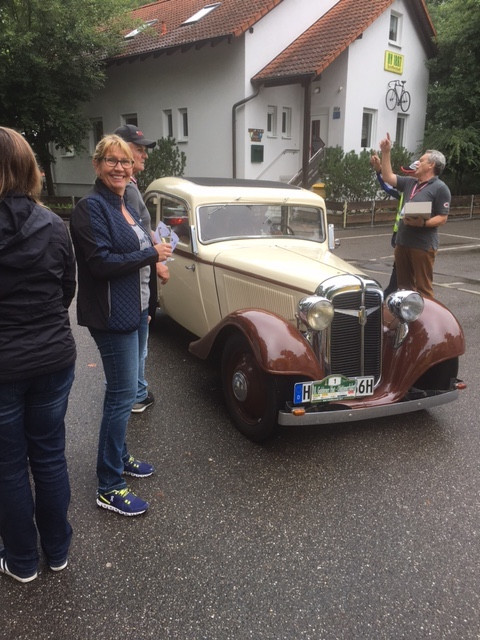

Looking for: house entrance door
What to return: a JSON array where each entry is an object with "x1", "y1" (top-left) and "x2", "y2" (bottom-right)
[{"x1": 310, "y1": 114, "x2": 328, "y2": 157}]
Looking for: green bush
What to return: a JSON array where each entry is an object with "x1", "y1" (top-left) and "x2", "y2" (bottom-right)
[
  {"x1": 137, "y1": 137, "x2": 186, "y2": 192},
  {"x1": 318, "y1": 145, "x2": 413, "y2": 201}
]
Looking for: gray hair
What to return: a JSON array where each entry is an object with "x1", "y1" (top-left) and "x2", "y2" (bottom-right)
[{"x1": 425, "y1": 149, "x2": 446, "y2": 175}]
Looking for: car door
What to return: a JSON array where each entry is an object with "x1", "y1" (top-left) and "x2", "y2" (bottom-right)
[{"x1": 144, "y1": 191, "x2": 215, "y2": 337}]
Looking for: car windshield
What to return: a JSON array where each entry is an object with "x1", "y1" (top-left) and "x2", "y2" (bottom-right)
[{"x1": 198, "y1": 203, "x2": 325, "y2": 243}]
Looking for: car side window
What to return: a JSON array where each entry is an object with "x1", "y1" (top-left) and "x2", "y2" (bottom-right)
[
  {"x1": 144, "y1": 193, "x2": 190, "y2": 245},
  {"x1": 161, "y1": 197, "x2": 190, "y2": 245}
]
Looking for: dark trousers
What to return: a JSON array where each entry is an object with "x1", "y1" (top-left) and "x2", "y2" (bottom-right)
[
  {"x1": 0, "y1": 365, "x2": 75, "y2": 578},
  {"x1": 394, "y1": 245, "x2": 436, "y2": 299}
]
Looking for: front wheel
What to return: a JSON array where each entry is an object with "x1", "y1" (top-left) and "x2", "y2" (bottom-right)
[
  {"x1": 413, "y1": 357, "x2": 459, "y2": 391},
  {"x1": 221, "y1": 333, "x2": 281, "y2": 442},
  {"x1": 400, "y1": 90, "x2": 411, "y2": 112}
]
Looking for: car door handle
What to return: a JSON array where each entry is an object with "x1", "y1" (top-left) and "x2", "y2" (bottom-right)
[{"x1": 185, "y1": 263, "x2": 196, "y2": 272}]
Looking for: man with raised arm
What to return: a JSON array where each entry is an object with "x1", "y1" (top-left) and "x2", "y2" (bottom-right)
[{"x1": 379, "y1": 133, "x2": 450, "y2": 299}]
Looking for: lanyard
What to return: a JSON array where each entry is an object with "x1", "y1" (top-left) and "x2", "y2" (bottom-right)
[{"x1": 410, "y1": 180, "x2": 431, "y2": 199}]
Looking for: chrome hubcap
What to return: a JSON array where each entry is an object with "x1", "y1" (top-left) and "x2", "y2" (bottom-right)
[{"x1": 232, "y1": 371, "x2": 248, "y2": 402}]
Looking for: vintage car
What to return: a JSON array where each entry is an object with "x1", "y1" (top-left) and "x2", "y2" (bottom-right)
[{"x1": 144, "y1": 177, "x2": 465, "y2": 441}]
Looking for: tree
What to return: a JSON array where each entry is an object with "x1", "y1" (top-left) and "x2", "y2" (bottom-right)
[
  {"x1": 136, "y1": 138, "x2": 187, "y2": 192},
  {"x1": 0, "y1": 0, "x2": 138, "y2": 194},
  {"x1": 424, "y1": 0, "x2": 480, "y2": 193}
]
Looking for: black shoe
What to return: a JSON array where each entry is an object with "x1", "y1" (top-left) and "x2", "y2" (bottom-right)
[{"x1": 131, "y1": 392, "x2": 154, "y2": 413}]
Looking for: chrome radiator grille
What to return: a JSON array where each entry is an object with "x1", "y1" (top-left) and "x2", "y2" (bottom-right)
[{"x1": 317, "y1": 276, "x2": 383, "y2": 382}]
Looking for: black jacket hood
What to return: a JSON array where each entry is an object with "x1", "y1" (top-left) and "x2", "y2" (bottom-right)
[{"x1": 0, "y1": 193, "x2": 52, "y2": 269}]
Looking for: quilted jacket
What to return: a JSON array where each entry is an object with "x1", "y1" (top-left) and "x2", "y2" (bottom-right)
[{"x1": 70, "y1": 179, "x2": 158, "y2": 332}]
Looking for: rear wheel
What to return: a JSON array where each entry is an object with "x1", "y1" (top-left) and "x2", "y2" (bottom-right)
[
  {"x1": 221, "y1": 334, "x2": 281, "y2": 442},
  {"x1": 385, "y1": 88, "x2": 397, "y2": 110}
]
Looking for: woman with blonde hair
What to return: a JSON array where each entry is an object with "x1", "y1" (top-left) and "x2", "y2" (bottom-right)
[
  {"x1": 70, "y1": 134, "x2": 171, "y2": 517},
  {"x1": 0, "y1": 127, "x2": 76, "y2": 582}
]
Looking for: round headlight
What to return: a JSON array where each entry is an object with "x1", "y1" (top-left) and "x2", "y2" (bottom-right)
[
  {"x1": 387, "y1": 290, "x2": 424, "y2": 322},
  {"x1": 298, "y1": 296, "x2": 334, "y2": 331}
]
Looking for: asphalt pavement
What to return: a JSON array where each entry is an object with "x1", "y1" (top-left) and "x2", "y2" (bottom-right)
[{"x1": 0, "y1": 218, "x2": 479, "y2": 640}]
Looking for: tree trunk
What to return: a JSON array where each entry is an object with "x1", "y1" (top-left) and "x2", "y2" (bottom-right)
[{"x1": 44, "y1": 161, "x2": 55, "y2": 196}]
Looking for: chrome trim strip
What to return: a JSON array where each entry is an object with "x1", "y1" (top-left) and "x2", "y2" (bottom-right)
[{"x1": 277, "y1": 390, "x2": 459, "y2": 426}]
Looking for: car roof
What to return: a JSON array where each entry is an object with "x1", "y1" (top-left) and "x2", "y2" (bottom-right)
[
  {"x1": 145, "y1": 176, "x2": 324, "y2": 205},
  {"x1": 185, "y1": 177, "x2": 303, "y2": 190}
]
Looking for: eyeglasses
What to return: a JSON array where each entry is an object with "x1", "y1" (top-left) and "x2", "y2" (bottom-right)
[{"x1": 102, "y1": 157, "x2": 134, "y2": 168}]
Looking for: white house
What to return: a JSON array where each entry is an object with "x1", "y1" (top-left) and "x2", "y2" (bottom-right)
[{"x1": 52, "y1": 0, "x2": 436, "y2": 196}]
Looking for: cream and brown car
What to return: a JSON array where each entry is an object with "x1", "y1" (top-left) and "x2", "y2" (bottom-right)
[{"x1": 144, "y1": 177, "x2": 465, "y2": 441}]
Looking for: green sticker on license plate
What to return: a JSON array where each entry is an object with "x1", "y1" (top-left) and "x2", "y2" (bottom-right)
[{"x1": 293, "y1": 375, "x2": 374, "y2": 404}]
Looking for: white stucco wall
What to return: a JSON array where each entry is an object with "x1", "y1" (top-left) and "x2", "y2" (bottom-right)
[
  {"x1": 53, "y1": 39, "x2": 248, "y2": 195},
  {"x1": 342, "y1": 0, "x2": 430, "y2": 155}
]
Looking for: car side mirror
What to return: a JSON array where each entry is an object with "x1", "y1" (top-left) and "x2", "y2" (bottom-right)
[{"x1": 328, "y1": 223, "x2": 340, "y2": 250}]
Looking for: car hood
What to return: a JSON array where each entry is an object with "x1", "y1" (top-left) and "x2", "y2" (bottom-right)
[{"x1": 210, "y1": 240, "x2": 360, "y2": 293}]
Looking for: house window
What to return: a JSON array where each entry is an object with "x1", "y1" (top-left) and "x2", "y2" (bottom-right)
[
  {"x1": 178, "y1": 108, "x2": 188, "y2": 141},
  {"x1": 89, "y1": 118, "x2": 104, "y2": 154},
  {"x1": 182, "y1": 3, "x2": 221, "y2": 25},
  {"x1": 395, "y1": 114, "x2": 407, "y2": 147},
  {"x1": 389, "y1": 12, "x2": 402, "y2": 45},
  {"x1": 267, "y1": 106, "x2": 277, "y2": 137},
  {"x1": 163, "y1": 110, "x2": 173, "y2": 137},
  {"x1": 281, "y1": 107, "x2": 292, "y2": 138},
  {"x1": 361, "y1": 109, "x2": 376, "y2": 148},
  {"x1": 122, "y1": 113, "x2": 138, "y2": 126}
]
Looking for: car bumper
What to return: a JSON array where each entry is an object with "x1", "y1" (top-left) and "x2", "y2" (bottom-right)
[{"x1": 277, "y1": 389, "x2": 460, "y2": 426}]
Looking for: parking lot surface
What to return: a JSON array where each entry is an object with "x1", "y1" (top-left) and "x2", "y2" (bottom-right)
[{"x1": 1, "y1": 218, "x2": 479, "y2": 640}]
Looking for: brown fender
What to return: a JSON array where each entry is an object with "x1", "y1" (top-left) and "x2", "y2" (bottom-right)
[
  {"x1": 189, "y1": 309, "x2": 324, "y2": 380},
  {"x1": 341, "y1": 297, "x2": 465, "y2": 408}
]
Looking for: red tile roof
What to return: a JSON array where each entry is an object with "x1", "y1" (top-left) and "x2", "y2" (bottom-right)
[
  {"x1": 111, "y1": 0, "x2": 284, "y2": 63},
  {"x1": 252, "y1": 0, "x2": 436, "y2": 85}
]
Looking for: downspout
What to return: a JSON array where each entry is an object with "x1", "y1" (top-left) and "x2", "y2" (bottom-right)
[
  {"x1": 301, "y1": 77, "x2": 313, "y2": 188},
  {"x1": 232, "y1": 86, "x2": 260, "y2": 178}
]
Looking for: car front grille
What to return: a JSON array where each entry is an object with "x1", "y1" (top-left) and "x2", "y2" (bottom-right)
[{"x1": 316, "y1": 275, "x2": 383, "y2": 383}]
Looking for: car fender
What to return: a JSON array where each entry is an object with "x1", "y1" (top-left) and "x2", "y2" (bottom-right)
[
  {"x1": 346, "y1": 297, "x2": 465, "y2": 407},
  {"x1": 189, "y1": 309, "x2": 324, "y2": 380}
]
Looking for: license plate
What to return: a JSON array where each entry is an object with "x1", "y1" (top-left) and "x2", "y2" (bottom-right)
[{"x1": 293, "y1": 375, "x2": 374, "y2": 404}]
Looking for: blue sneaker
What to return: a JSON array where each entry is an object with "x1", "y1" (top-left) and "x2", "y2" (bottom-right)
[
  {"x1": 0, "y1": 549, "x2": 37, "y2": 583},
  {"x1": 123, "y1": 455, "x2": 154, "y2": 478},
  {"x1": 96, "y1": 488, "x2": 149, "y2": 516}
]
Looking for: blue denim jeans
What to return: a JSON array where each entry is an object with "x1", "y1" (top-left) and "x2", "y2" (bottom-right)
[
  {"x1": 90, "y1": 309, "x2": 148, "y2": 494},
  {"x1": 0, "y1": 365, "x2": 75, "y2": 578},
  {"x1": 136, "y1": 311, "x2": 149, "y2": 403}
]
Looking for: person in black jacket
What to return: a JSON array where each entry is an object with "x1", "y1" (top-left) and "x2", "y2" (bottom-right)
[
  {"x1": 70, "y1": 134, "x2": 171, "y2": 517},
  {"x1": 0, "y1": 126, "x2": 76, "y2": 583}
]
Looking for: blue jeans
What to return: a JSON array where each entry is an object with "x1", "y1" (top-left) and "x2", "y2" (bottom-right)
[
  {"x1": 0, "y1": 365, "x2": 75, "y2": 578},
  {"x1": 136, "y1": 311, "x2": 149, "y2": 402},
  {"x1": 90, "y1": 309, "x2": 148, "y2": 494}
]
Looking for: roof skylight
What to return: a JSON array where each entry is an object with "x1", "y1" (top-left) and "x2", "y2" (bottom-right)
[
  {"x1": 182, "y1": 3, "x2": 221, "y2": 26},
  {"x1": 125, "y1": 19, "x2": 159, "y2": 39}
]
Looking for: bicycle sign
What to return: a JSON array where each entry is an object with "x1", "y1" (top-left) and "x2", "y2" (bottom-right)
[{"x1": 385, "y1": 80, "x2": 411, "y2": 112}]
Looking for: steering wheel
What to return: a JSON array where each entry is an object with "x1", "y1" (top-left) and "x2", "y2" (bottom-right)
[{"x1": 270, "y1": 223, "x2": 295, "y2": 235}]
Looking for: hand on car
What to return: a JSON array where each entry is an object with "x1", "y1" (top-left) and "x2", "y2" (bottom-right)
[{"x1": 156, "y1": 261, "x2": 170, "y2": 284}]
